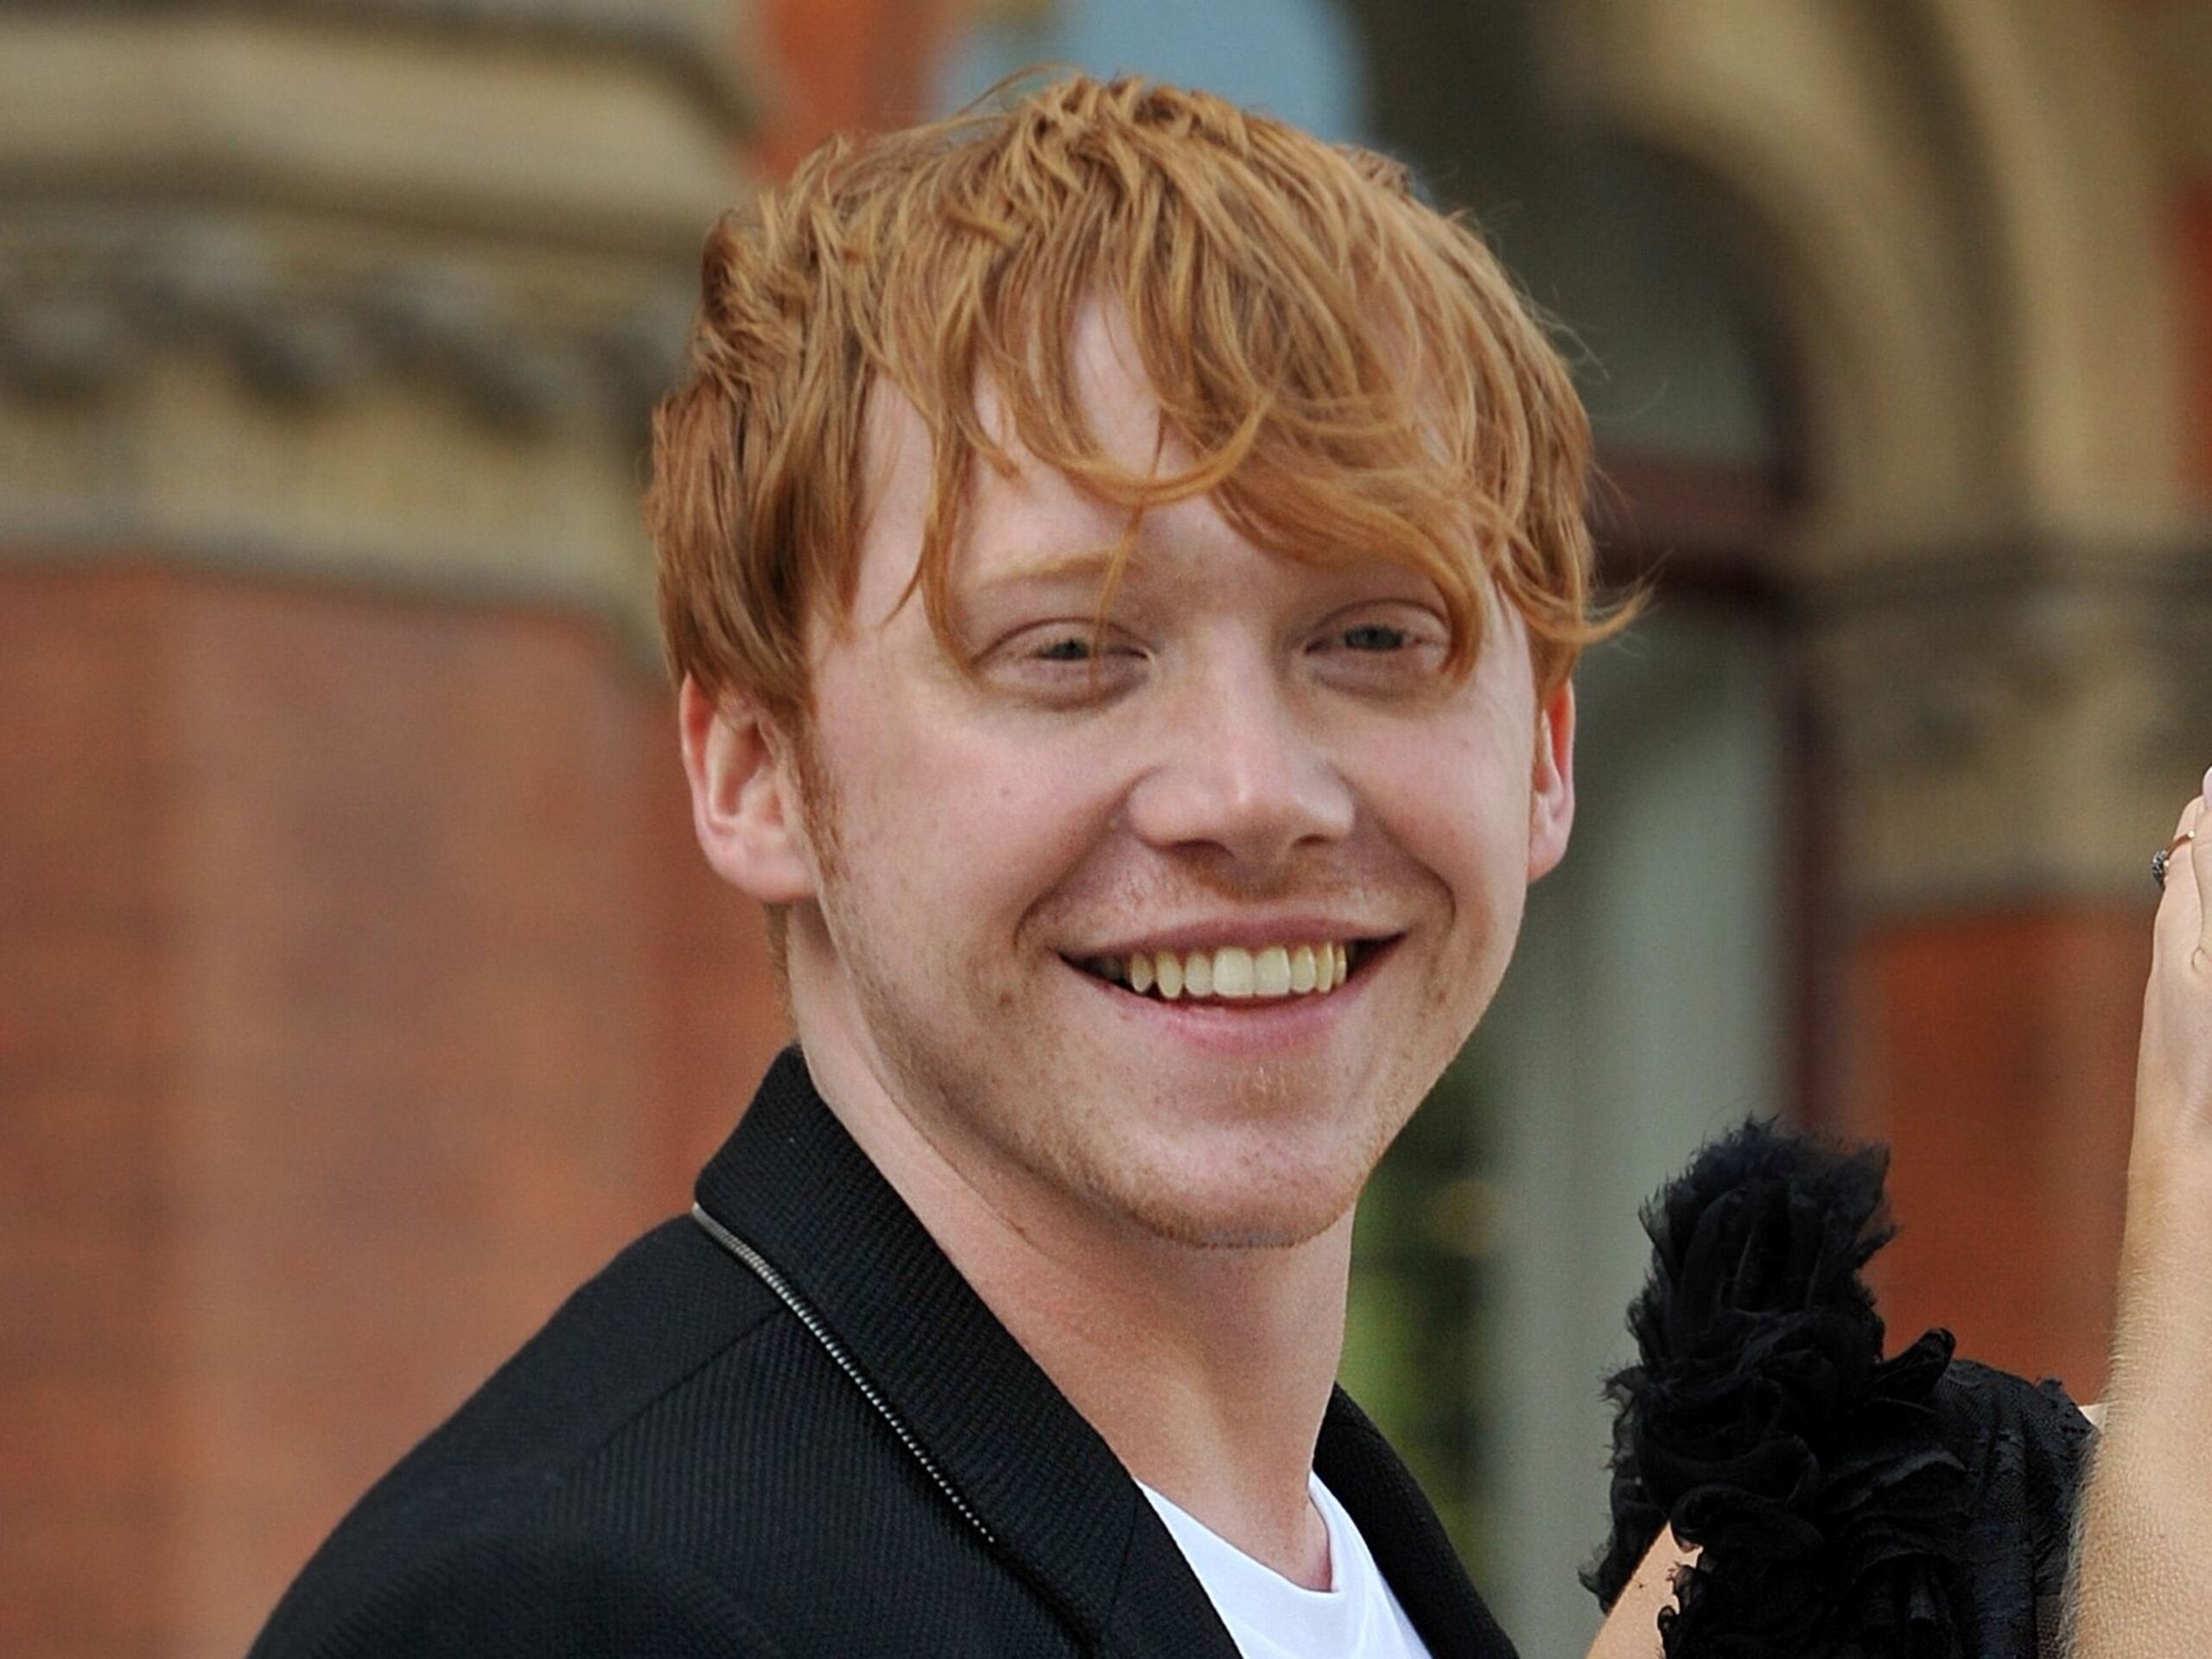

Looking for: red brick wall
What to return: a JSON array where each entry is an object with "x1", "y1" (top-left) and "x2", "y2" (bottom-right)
[
  {"x1": 0, "y1": 565, "x2": 784, "y2": 1656},
  {"x1": 1, "y1": 568, "x2": 182, "y2": 1659},
  {"x1": 1851, "y1": 909, "x2": 2148, "y2": 1401}
]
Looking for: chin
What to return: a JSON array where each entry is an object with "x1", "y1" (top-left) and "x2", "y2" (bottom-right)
[
  {"x1": 1133, "y1": 1207, "x2": 1351, "y2": 1253},
  {"x1": 1077, "y1": 1140, "x2": 1376, "y2": 1252}
]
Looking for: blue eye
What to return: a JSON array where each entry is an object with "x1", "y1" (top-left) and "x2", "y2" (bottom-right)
[{"x1": 1340, "y1": 624, "x2": 1411, "y2": 652}]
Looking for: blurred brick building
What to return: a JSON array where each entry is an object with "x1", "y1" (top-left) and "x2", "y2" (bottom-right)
[{"x1": 4, "y1": 3, "x2": 2212, "y2": 1656}]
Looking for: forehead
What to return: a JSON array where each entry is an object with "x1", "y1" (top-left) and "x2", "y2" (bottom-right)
[
  {"x1": 860, "y1": 302, "x2": 1160, "y2": 515},
  {"x1": 852, "y1": 302, "x2": 1470, "y2": 629},
  {"x1": 849, "y1": 307, "x2": 1176, "y2": 619},
  {"x1": 844, "y1": 294, "x2": 1522, "y2": 690}
]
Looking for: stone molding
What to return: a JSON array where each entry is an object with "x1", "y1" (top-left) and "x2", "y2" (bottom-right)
[
  {"x1": 0, "y1": 0, "x2": 762, "y2": 128},
  {"x1": 0, "y1": 3, "x2": 766, "y2": 665},
  {"x1": 2, "y1": 382, "x2": 671, "y2": 673},
  {"x1": 1545, "y1": 0, "x2": 2188, "y2": 568},
  {"x1": 0, "y1": 10, "x2": 756, "y2": 251},
  {"x1": 0, "y1": 204, "x2": 702, "y2": 664},
  {"x1": 0, "y1": 210, "x2": 695, "y2": 431},
  {"x1": 1802, "y1": 542, "x2": 2212, "y2": 914}
]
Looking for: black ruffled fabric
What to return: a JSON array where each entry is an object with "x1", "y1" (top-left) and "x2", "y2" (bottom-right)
[{"x1": 1586, "y1": 1121, "x2": 2093, "y2": 1659}]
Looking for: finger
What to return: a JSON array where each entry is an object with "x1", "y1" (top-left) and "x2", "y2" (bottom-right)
[
  {"x1": 2191, "y1": 769, "x2": 2212, "y2": 965},
  {"x1": 2154, "y1": 791, "x2": 2203, "y2": 972}
]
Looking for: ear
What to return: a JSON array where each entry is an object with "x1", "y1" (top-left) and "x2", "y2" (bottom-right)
[
  {"x1": 679, "y1": 677, "x2": 817, "y2": 904},
  {"x1": 1526, "y1": 678, "x2": 1576, "y2": 881}
]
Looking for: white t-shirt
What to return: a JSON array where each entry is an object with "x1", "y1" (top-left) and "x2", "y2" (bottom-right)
[{"x1": 1138, "y1": 1474, "x2": 1434, "y2": 1659}]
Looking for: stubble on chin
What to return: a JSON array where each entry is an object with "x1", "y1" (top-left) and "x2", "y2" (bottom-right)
[{"x1": 1015, "y1": 1050, "x2": 1420, "y2": 1254}]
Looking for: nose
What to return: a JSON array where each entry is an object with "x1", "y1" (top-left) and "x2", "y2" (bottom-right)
[{"x1": 1124, "y1": 663, "x2": 1356, "y2": 873}]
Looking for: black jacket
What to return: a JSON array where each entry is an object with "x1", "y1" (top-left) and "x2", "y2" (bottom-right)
[{"x1": 251, "y1": 1048, "x2": 1521, "y2": 1658}]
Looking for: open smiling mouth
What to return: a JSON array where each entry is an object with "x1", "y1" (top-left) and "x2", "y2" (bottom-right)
[{"x1": 1066, "y1": 939, "x2": 1391, "y2": 1003}]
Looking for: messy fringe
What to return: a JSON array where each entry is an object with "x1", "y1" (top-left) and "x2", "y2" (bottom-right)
[{"x1": 650, "y1": 73, "x2": 1633, "y2": 723}]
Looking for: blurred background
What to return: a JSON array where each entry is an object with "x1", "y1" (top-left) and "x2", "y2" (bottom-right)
[{"x1": 4, "y1": 1, "x2": 2211, "y2": 1654}]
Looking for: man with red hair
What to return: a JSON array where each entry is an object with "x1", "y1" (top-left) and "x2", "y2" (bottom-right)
[{"x1": 251, "y1": 75, "x2": 2210, "y2": 1659}]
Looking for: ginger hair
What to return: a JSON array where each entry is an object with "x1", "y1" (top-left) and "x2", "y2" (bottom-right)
[{"x1": 649, "y1": 73, "x2": 1621, "y2": 726}]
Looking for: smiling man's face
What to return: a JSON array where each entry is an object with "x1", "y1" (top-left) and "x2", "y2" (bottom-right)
[{"x1": 752, "y1": 309, "x2": 1574, "y2": 1253}]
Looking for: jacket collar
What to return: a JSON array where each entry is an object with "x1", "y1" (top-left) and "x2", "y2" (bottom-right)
[
  {"x1": 1317, "y1": 1392, "x2": 1521, "y2": 1659},
  {"x1": 695, "y1": 1046, "x2": 1516, "y2": 1659}
]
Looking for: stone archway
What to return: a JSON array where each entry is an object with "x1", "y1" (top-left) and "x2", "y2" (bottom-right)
[
  {"x1": 1544, "y1": 0, "x2": 2209, "y2": 1402},
  {"x1": 1549, "y1": 0, "x2": 2187, "y2": 563}
]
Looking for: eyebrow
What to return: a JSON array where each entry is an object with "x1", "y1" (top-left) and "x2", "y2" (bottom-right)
[
  {"x1": 940, "y1": 544, "x2": 1135, "y2": 652},
  {"x1": 963, "y1": 544, "x2": 1128, "y2": 593}
]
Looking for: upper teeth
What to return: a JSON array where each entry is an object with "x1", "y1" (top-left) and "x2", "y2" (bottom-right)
[{"x1": 1095, "y1": 943, "x2": 1354, "y2": 1001}]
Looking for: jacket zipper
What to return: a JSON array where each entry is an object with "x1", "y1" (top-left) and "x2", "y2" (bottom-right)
[{"x1": 690, "y1": 1202, "x2": 997, "y2": 1548}]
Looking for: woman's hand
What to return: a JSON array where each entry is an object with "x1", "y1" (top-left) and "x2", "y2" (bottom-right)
[
  {"x1": 2069, "y1": 774, "x2": 2212, "y2": 1655},
  {"x1": 2109, "y1": 781, "x2": 2212, "y2": 1387},
  {"x1": 1583, "y1": 1529, "x2": 1694, "y2": 1659},
  {"x1": 2132, "y1": 782, "x2": 2212, "y2": 1175}
]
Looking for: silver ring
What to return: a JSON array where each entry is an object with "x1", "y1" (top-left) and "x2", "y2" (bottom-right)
[{"x1": 2155, "y1": 830, "x2": 2196, "y2": 892}]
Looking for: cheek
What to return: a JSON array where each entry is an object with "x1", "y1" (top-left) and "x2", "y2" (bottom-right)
[
  {"x1": 1357, "y1": 721, "x2": 1532, "y2": 896},
  {"x1": 816, "y1": 681, "x2": 1126, "y2": 924}
]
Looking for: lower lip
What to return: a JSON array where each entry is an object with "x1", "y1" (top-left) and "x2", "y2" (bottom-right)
[{"x1": 1069, "y1": 944, "x2": 1394, "y2": 1057}]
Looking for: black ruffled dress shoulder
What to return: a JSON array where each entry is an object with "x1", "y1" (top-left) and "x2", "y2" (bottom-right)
[{"x1": 1586, "y1": 1121, "x2": 2094, "y2": 1658}]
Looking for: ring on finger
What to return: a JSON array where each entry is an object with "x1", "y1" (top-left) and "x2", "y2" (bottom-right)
[{"x1": 2153, "y1": 829, "x2": 2196, "y2": 892}]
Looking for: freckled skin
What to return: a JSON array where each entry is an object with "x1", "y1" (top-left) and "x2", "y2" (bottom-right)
[{"x1": 766, "y1": 306, "x2": 1575, "y2": 1256}]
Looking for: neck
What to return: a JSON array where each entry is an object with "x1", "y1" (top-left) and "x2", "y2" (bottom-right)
[{"x1": 800, "y1": 1033, "x2": 1348, "y2": 1589}]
